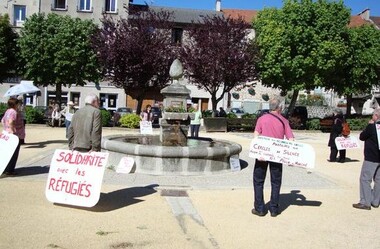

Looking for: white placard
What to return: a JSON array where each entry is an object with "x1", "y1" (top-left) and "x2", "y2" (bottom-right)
[
  {"x1": 334, "y1": 136, "x2": 360, "y2": 150},
  {"x1": 140, "y1": 121, "x2": 153, "y2": 135},
  {"x1": 0, "y1": 132, "x2": 19, "y2": 174},
  {"x1": 249, "y1": 136, "x2": 315, "y2": 169},
  {"x1": 116, "y1": 156, "x2": 135, "y2": 174},
  {"x1": 376, "y1": 124, "x2": 380, "y2": 149},
  {"x1": 45, "y1": 150, "x2": 109, "y2": 207},
  {"x1": 65, "y1": 112, "x2": 73, "y2": 122},
  {"x1": 230, "y1": 155, "x2": 241, "y2": 172}
]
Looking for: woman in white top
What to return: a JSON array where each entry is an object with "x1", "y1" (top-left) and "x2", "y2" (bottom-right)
[
  {"x1": 61, "y1": 101, "x2": 75, "y2": 138},
  {"x1": 190, "y1": 104, "x2": 202, "y2": 138}
]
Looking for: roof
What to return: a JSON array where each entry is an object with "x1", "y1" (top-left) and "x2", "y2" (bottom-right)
[
  {"x1": 222, "y1": 9, "x2": 258, "y2": 24},
  {"x1": 348, "y1": 16, "x2": 370, "y2": 27},
  {"x1": 370, "y1": 16, "x2": 380, "y2": 28},
  {"x1": 129, "y1": 4, "x2": 223, "y2": 25}
]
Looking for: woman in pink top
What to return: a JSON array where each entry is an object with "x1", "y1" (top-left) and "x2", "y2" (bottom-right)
[{"x1": 1, "y1": 98, "x2": 23, "y2": 175}]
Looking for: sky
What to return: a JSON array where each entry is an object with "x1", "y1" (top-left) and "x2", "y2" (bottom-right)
[{"x1": 132, "y1": 0, "x2": 380, "y2": 16}]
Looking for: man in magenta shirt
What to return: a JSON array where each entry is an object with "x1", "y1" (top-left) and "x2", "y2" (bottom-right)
[{"x1": 252, "y1": 98, "x2": 294, "y2": 217}]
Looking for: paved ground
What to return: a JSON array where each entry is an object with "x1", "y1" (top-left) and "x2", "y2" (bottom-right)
[{"x1": 0, "y1": 124, "x2": 379, "y2": 249}]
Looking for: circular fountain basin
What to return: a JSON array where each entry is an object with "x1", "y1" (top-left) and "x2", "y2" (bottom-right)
[{"x1": 101, "y1": 134, "x2": 242, "y2": 175}]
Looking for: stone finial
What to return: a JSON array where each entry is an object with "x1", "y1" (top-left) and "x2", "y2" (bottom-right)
[{"x1": 169, "y1": 59, "x2": 183, "y2": 80}]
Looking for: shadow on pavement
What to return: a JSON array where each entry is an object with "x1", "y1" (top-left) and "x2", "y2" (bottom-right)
[
  {"x1": 276, "y1": 190, "x2": 322, "y2": 212},
  {"x1": 16, "y1": 165, "x2": 50, "y2": 176},
  {"x1": 55, "y1": 184, "x2": 158, "y2": 212},
  {"x1": 23, "y1": 140, "x2": 67, "y2": 149}
]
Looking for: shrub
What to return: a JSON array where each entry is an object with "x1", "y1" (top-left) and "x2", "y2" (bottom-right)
[
  {"x1": 306, "y1": 119, "x2": 320, "y2": 130},
  {"x1": 0, "y1": 102, "x2": 7, "y2": 117},
  {"x1": 346, "y1": 118, "x2": 368, "y2": 131},
  {"x1": 100, "y1": 109, "x2": 112, "y2": 127},
  {"x1": 241, "y1": 113, "x2": 256, "y2": 119},
  {"x1": 25, "y1": 106, "x2": 45, "y2": 124},
  {"x1": 119, "y1": 114, "x2": 140, "y2": 128},
  {"x1": 202, "y1": 110, "x2": 213, "y2": 118},
  {"x1": 227, "y1": 112, "x2": 237, "y2": 118}
]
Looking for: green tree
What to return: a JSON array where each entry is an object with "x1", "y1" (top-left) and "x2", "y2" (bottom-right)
[
  {"x1": 253, "y1": 0, "x2": 350, "y2": 115},
  {"x1": 331, "y1": 25, "x2": 380, "y2": 115},
  {"x1": 18, "y1": 13, "x2": 100, "y2": 104},
  {"x1": 0, "y1": 14, "x2": 18, "y2": 83}
]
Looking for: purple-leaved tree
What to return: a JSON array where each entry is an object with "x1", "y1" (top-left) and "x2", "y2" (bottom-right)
[
  {"x1": 180, "y1": 15, "x2": 258, "y2": 114},
  {"x1": 92, "y1": 6, "x2": 176, "y2": 114}
]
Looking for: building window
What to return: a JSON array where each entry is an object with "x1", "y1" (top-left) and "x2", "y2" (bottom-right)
[
  {"x1": 104, "y1": 0, "x2": 117, "y2": 13},
  {"x1": 52, "y1": 0, "x2": 67, "y2": 10},
  {"x1": 13, "y1": 5, "x2": 26, "y2": 27},
  {"x1": 172, "y1": 28, "x2": 183, "y2": 45},
  {"x1": 78, "y1": 0, "x2": 92, "y2": 12},
  {"x1": 100, "y1": 93, "x2": 117, "y2": 110}
]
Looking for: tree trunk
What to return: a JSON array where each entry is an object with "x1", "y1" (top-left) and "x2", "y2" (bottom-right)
[
  {"x1": 211, "y1": 94, "x2": 218, "y2": 117},
  {"x1": 346, "y1": 94, "x2": 352, "y2": 118},
  {"x1": 55, "y1": 83, "x2": 62, "y2": 107},
  {"x1": 136, "y1": 97, "x2": 144, "y2": 115},
  {"x1": 286, "y1": 89, "x2": 299, "y2": 117}
]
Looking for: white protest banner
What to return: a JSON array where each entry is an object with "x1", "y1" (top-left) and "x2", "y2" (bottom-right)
[
  {"x1": 116, "y1": 156, "x2": 135, "y2": 174},
  {"x1": 140, "y1": 121, "x2": 153, "y2": 135},
  {"x1": 230, "y1": 155, "x2": 241, "y2": 172},
  {"x1": 45, "y1": 149, "x2": 109, "y2": 207},
  {"x1": 335, "y1": 136, "x2": 360, "y2": 150},
  {"x1": 376, "y1": 124, "x2": 380, "y2": 149},
  {"x1": 0, "y1": 131, "x2": 19, "y2": 175},
  {"x1": 249, "y1": 136, "x2": 315, "y2": 169}
]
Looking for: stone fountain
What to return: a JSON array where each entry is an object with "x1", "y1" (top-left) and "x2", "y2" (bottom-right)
[{"x1": 101, "y1": 59, "x2": 242, "y2": 175}]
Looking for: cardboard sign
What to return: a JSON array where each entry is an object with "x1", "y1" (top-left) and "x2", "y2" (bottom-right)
[
  {"x1": 335, "y1": 136, "x2": 360, "y2": 150},
  {"x1": 0, "y1": 132, "x2": 19, "y2": 175},
  {"x1": 249, "y1": 136, "x2": 315, "y2": 169},
  {"x1": 376, "y1": 124, "x2": 380, "y2": 150},
  {"x1": 116, "y1": 156, "x2": 135, "y2": 174},
  {"x1": 45, "y1": 150, "x2": 109, "y2": 207},
  {"x1": 230, "y1": 155, "x2": 241, "y2": 172},
  {"x1": 140, "y1": 121, "x2": 153, "y2": 135}
]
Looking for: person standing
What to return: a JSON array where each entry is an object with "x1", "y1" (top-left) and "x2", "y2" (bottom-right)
[
  {"x1": 68, "y1": 94, "x2": 102, "y2": 152},
  {"x1": 51, "y1": 104, "x2": 62, "y2": 127},
  {"x1": 1, "y1": 98, "x2": 25, "y2": 175},
  {"x1": 352, "y1": 108, "x2": 380, "y2": 210},
  {"x1": 252, "y1": 98, "x2": 294, "y2": 217},
  {"x1": 140, "y1": 104, "x2": 152, "y2": 121},
  {"x1": 190, "y1": 103, "x2": 202, "y2": 138},
  {"x1": 17, "y1": 96, "x2": 26, "y2": 144},
  {"x1": 61, "y1": 101, "x2": 75, "y2": 138},
  {"x1": 328, "y1": 109, "x2": 346, "y2": 163}
]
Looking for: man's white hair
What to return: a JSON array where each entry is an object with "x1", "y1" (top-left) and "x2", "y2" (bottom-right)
[{"x1": 85, "y1": 94, "x2": 98, "y2": 105}]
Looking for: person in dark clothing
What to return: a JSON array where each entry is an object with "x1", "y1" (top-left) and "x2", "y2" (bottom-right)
[
  {"x1": 328, "y1": 109, "x2": 346, "y2": 163},
  {"x1": 352, "y1": 108, "x2": 380, "y2": 210},
  {"x1": 219, "y1": 107, "x2": 227, "y2": 117}
]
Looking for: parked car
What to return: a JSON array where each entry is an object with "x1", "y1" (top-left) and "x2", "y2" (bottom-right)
[
  {"x1": 113, "y1": 107, "x2": 133, "y2": 126},
  {"x1": 151, "y1": 106, "x2": 162, "y2": 125},
  {"x1": 282, "y1": 106, "x2": 308, "y2": 130},
  {"x1": 256, "y1": 109, "x2": 270, "y2": 119},
  {"x1": 228, "y1": 108, "x2": 245, "y2": 118}
]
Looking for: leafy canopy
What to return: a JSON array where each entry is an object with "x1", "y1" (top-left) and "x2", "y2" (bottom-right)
[
  {"x1": 253, "y1": 0, "x2": 351, "y2": 104},
  {"x1": 92, "y1": 6, "x2": 176, "y2": 113},
  {"x1": 0, "y1": 14, "x2": 18, "y2": 83},
  {"x1": 180, "y1": 15, "x2": 258, "y2": 111},
  {"x1": 18, "y1": 13, "x2": 100, "y2": 87}
]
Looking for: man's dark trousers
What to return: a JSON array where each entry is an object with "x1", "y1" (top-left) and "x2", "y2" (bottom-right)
[{"x1": 253, "y1": 159, "x2": 283, "y2": 213}]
